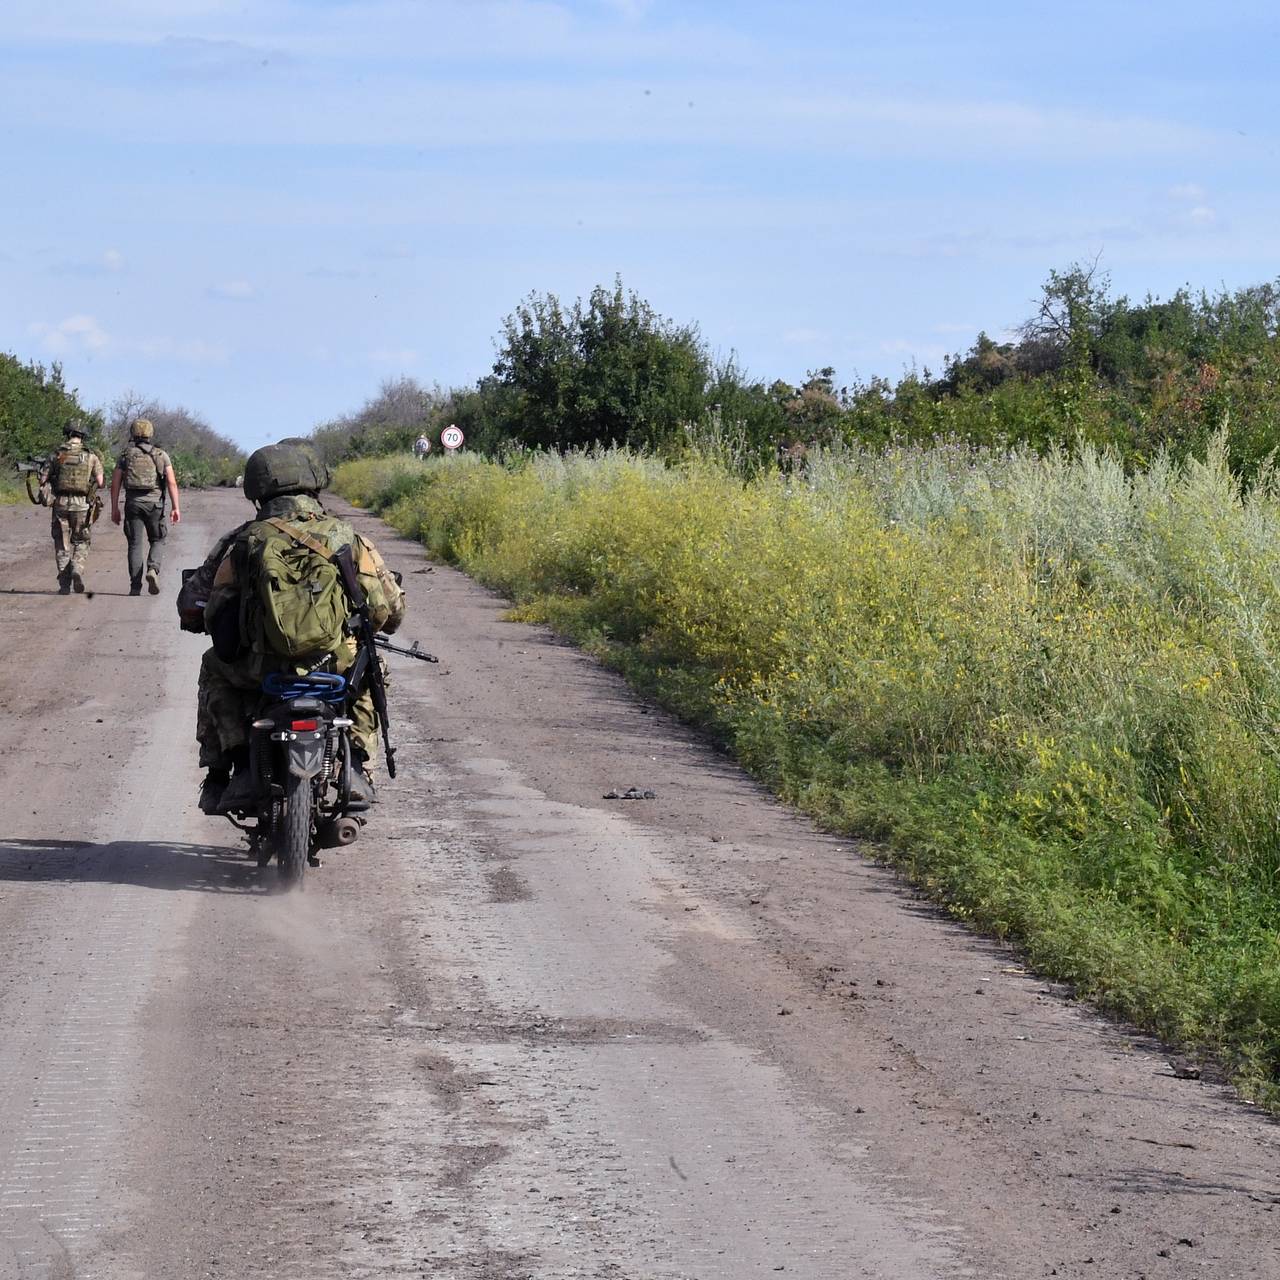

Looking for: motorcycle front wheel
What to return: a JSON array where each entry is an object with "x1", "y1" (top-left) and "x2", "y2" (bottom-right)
[{"x1": 278, "y1": 772, "x2": 311, "y2": 887}]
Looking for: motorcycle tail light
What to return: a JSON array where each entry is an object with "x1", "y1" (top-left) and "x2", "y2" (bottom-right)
[{"x1": 291, "y1": 719, "x2": 319, "y2": 731}]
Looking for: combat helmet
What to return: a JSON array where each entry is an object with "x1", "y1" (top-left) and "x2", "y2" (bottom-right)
[
  {"x1": 62, "y1": 418, "x2": 86, "y2": 439},
  {"x1": 242, "y1": 439, "x2": 330, "y2": 503},
  {"x1": 130, "y1": 417, "x2": 154, "y2": 440}
]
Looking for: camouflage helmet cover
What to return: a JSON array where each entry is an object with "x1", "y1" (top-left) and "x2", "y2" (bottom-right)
[
  {"x1": 243, "y1": 439, "x2": 330, "y2": 502},
  {"x1": 62, "y1": 418, "x2": 86, "y2": 439},
  {"x1": 130, "y1": 417, "x2": 154, "y2": 440}
]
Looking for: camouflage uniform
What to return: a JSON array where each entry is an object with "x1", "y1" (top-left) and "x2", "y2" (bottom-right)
[
  {"x1": 196, "y1": 493, "x2": 406, "y2": 770},
  {"x1": 42, "y1": 441, "x2": 104, "y2": 589}
]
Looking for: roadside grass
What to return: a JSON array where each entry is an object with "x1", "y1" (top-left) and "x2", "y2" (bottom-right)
[
  {"x1": 336, "y1": 439, "x2": 1280, "y2": 1109},
  {"x1": 335, "y1": 452, "x2": 435, "y2": 511}
]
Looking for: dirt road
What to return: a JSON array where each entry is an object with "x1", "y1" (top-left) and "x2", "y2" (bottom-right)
[{"x1": 0, "y1": 487, "x2": 1275, "y2": 1280}]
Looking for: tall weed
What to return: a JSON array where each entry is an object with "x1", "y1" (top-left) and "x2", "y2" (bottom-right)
[{"x1": 337, "y1": 436, "x2": 1280, "y2": 1106}]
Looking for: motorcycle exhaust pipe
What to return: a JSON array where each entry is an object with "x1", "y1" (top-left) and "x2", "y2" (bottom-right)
[{"x1": 317, "y1": 816, "x2": 361, "y2": 848}]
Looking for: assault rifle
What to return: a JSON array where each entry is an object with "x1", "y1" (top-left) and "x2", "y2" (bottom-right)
[
  {"x1": 334, "y1": 545, "x2": 440, "y2": 780},
  {"x1": 15, "y1": 459, "x2": 47, "y2": 506},
  {"x1": 375, "y1": 636, "x2": 438, "y2": 663},
  {"x1": 334, "y1": 544, "x2": 396, "y2": 777}
]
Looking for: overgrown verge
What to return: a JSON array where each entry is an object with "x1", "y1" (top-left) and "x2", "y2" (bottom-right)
[{"x1": 337, "y1": 441, "x2": 1280, "y2": 1108}]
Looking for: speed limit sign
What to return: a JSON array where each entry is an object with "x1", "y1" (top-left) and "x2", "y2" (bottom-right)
[{"x1": 441, "y1": 424, "x2": 465, "y2": 451}]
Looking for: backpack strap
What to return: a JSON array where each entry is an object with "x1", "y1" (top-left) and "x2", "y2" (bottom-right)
[{"x1": 264, "y1": 518, "x2": 341, "y2": 561}]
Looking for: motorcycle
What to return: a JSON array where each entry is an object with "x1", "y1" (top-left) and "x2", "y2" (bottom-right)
[
  {"x1": 232, "y1": 669, "x2": 367, "y2": 885},
  {"x1": 182, "y1": 543, "x2": 437, "y2": 887}
]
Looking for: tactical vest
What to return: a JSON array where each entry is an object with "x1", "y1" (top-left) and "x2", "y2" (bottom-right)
[
  {"x1": 123, "y1": 443, "x2": 162, "y2": 493},
  {"x1": 53, "y1": 448, "x2": 93, "y2": 497}
]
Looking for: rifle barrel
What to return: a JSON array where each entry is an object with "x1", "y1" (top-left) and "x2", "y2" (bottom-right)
[{"x1": 374, "y1": 637, "x2": 439, "y2": 663}]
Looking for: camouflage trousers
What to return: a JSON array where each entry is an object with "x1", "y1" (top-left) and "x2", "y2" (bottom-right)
[
  {"x1": 196, "y1": 646, "x2": 385, "y2": 769},
  {"x1": 51, "y1": 506, "x2": 91, "y2": 577}
]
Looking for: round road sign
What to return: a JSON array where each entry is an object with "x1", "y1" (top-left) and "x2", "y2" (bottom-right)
[{"x1": 441, "y1": 424, "x2": 465, "y2": 450}]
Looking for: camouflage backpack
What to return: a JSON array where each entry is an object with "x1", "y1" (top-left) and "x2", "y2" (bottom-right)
[
  {"x1": 123, "y1": 443, "x2": 162, "y2": 492},
  {"x1": 52, "y1": 447, "x2": 93, "y2": 496},
  {"x1": 239, "y1": 518, "x2": 351, "y2": 659}
]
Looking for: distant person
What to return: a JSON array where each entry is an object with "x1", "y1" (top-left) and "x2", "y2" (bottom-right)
[
  {"x1": 111, "y1": 417, "x2": 181, "y2": 596},
  {"x1": 413, "y1": 433, "x2": 431, "y2": 461},
  {"x1": 39, "y1": 419, "x2": 105, "y2": 594}
]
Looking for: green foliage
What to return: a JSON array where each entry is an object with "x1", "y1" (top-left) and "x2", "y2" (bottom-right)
[
  {"x1": 338, "y1": 436, "x2": 1280, "y2": 1108},
  {"x1": 105, "y1": 393, "x2": 243, "y2": 487},
  {"x1": 0, "y1": 352, "x2": 103, "y2": 467},
  {"x1": 321, "y1": 264, "x2": 1280, "y2": 479},
  {"x1": 332, "y1": 453, "x2": 430, "y2": 511},
  {"x1": 311, "y1": 378, "x2": 456, "y2": 463},
  {"x1": 486, "y1": 277, "x2": 709, "y2": 451}
]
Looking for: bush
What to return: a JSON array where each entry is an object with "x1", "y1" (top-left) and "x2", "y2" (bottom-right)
[{"x1": 0, "y1": 353, "x2": 102, "y2": 467}]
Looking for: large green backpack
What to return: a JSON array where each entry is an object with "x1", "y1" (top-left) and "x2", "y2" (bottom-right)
[{"x1": 241, "y1": 518, "x2": 351, "y2": 659}]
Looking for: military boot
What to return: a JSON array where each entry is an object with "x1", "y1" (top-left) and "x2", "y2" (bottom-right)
[
  {"x1": 57, "y1": 572, "x2": 72, "y2": 595},
  {"x1": 217, "y1": 751, "x2": 259, "y2": 814},
  {"x1": 70, "y1": 569, "x2": 85, "y2": 594},
  {"x1": 349, "y1": 750, "x2": 377, "y2": 805},
  {"x1": 198, "y1": 767, "x2": 230, "y2": 815}
]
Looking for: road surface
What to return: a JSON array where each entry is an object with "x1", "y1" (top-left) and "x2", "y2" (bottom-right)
[{"x1": 0, "y1": 487, "x2": 1276, "y2": 1279}]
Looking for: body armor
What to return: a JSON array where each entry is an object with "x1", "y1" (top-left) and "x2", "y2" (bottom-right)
[{"x1": 53, "y1": 447, "x2": 93, "y2": 497}]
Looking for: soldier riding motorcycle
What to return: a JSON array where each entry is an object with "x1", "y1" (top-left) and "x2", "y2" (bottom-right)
[{"x1": 179, "y1": 440, "x2": 429, "y2": 885}]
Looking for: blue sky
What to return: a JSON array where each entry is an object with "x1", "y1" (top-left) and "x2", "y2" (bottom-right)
[{"x1": 2, "y1": 1, "x2": 1276, "y2": 449}]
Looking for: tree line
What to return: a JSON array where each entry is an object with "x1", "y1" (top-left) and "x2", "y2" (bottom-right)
[
  {"x1": 313, "y1": 265, "x2": 1280, "y2": 476},
  {"x1": 0, "y1": 353, "x2": 243, "y2": 488}
]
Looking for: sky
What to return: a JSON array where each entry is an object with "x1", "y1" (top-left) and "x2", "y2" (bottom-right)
[{"x1": 2, "y1": 0, "x2": 1278, "y2": 450}]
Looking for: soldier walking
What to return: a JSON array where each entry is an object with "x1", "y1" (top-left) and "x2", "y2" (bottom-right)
[
  {"x1": 110, "y1": 417, "x2": 182, "y2": 595},
  {"x1": 41, "y1": 420, "x2": 105, "y2": 594}
]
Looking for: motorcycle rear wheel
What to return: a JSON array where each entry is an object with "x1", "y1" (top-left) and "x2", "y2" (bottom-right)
[{"x1": 278, "y1": 772, "x2": 311, "y2": 887}]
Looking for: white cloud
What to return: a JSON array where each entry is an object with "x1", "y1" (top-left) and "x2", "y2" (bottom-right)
[
  {"x1": 207, "y1": 279, "x2": 255, "y2": 299},
  {"x1": 0, "y1": 48, "x2": 1244, "y2": 164},
  {"x1": 135, "y1": 336, "x2": 230, "y2": 364},
  {"x1": 368, "y1": 347, "x2": 418, "y2": 366},
  {"x1": 875, "y1": 338, "x2": 949, "y2": 367},
  {"x1": 1169, "y1": 182, "x2": 1207, "y2": 201},
  {"x1": 49, "y1": 248, "x2": 129, "y2": 277},
  {"x1": 27, "y1": 314, "x2": 228, "y2": 364},
  {"x1": 157, "y1": 34, "x2": 289, "y2": 79},
  {"x1": 29, "y1": 314, "x2": 110, "y2": 354},
  {"x1": 1187, "y1": 205, "x2": 1218, "y2": 227},
  {"x1": 5, "y1": 0, "x2": 756, "y2": 68},
  {"x1": 592, "y1": 0, "x2": 654, "y2": 17}
]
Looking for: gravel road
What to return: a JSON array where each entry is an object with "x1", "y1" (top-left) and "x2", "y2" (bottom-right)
[{"x1": 0, "y1": 487, "x2": 1276, "y2": 1280}]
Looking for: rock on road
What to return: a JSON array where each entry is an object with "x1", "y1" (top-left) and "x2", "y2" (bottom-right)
[{"x1": 0, "y1": 487, "x2": 1276, "y2": 1280}]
